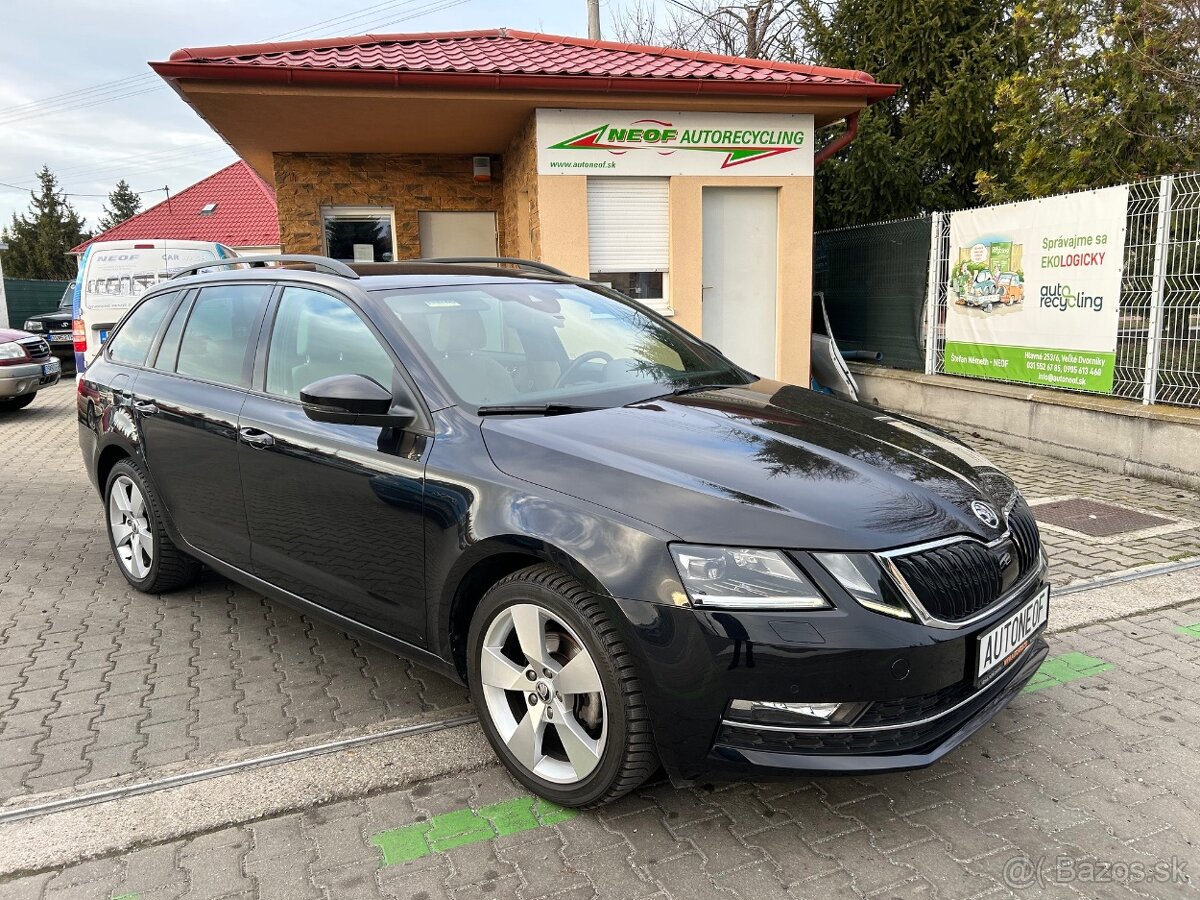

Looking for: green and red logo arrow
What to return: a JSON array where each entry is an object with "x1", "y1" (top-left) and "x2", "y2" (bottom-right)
[{"x1": 549, "y1": 119, "x2": 804, "y2": 169}]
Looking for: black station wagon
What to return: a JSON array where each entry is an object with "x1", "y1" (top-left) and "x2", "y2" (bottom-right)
[{"x1": 79, "y1": 255, "x2": 1049, "y2": 807}]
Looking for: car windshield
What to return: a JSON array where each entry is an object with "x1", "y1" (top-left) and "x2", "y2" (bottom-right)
[
  {"x1": 59, "y1": 283, "x2": 75, "y2": 310},
  {"x1": 375, "y1": 282, "x2": 749, "y2": 410}
]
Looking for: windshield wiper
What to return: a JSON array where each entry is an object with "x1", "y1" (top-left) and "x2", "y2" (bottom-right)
[
  {"x1": 665, "y1": 383, "x2": 745, "y2": 397},
  {"x1": 476, "y1": 403, "x2": 603, "y2": 417}
]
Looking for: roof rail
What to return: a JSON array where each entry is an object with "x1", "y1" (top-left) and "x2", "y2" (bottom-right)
[
  {"x1": 169, "y1": 254, "x2": 360, "y2": 281},
  {"x1": 418, "y1": 257, "x2": 571, "y2": 277}
]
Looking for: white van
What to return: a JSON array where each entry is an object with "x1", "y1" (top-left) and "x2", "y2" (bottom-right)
[{"x1": 73, "y1": 240, "x2": 236, "y2": 372}]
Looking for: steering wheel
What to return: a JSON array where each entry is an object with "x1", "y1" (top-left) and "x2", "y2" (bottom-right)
[{"x1": 555, "y1": 350, "x2": 614, "y2": 387}]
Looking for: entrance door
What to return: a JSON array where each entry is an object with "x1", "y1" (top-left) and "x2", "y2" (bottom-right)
[
  {"x1": 419, "y1": 211, "x2": 498, "y2": 257},
  {"x1": 701, "y1": 187, "x2": 779, "y2": 378}
]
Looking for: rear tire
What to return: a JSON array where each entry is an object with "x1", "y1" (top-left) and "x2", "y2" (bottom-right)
[
  {"x1": 468, "y1": 564, "x2": 658, "y2": 807},
  {"x1": 105, "y1": 458, "x2": 201, "y2": 593},
  {"x1": 0, "y1": 393, "x2": 35, "y2": 411}
]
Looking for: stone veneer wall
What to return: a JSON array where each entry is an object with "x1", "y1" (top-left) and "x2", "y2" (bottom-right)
[
  {"x1": 498, "y1": 114, "x2": 540, "y2": 260},
  {"x1": 272, "y1": 153, "x2": 506, "y2": 257}
]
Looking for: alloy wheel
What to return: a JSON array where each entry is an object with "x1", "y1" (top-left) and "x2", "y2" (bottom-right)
[
  {"x1": 479, "y1": 602, "x2": 608, "y2": 785},
  {"x1": 108, "y1": 474, "x2": 154, "y2": 580}
]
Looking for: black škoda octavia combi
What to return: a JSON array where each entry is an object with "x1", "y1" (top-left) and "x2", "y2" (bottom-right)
[{"x1": 79, "y1": 255, "x2": 1049, "y2": 807}]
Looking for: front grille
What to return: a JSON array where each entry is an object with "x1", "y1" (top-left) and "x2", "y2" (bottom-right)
[
  {"x1": 891, "y1": 541, "x2": 1004, "y2": 621},
  {"x1": 1008, "y1": 500, "x2": 1042, "y2": 572},
  {"x1": 887, "y1": 497, "x2": 1042, "y2": 623},
  {"x1": 19, "y1": 337, "x2": 49, "y2": 361}
]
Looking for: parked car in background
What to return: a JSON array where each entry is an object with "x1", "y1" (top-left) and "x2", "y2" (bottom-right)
[
  {"x1": 23, "y1": 282, "x2": 76, "y2": 373},
  {"x1": 0, "y1": 328, "x2": 60, "y2": 410},
  {"x1": 74, "y1": 240, "x2": 236, "y2": 374},
  {"x1": 79, "y1": 255, "x2": 1049, "y2": 808}
]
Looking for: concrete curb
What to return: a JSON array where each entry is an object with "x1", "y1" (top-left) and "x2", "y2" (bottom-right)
[
  {"x1": 0, "y1": 713, "x2": 497, "y2": 878},
  {"x1": 1047, "y1": 566, "x2": 1200, "y2": 633}
]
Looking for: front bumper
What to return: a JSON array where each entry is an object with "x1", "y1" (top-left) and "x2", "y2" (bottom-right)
[
  {"x1": 614, "y1": 573, "x2": 1049, "y2": 784},
  {"x1": 0, "y1": 360, "x2": 60, "y2": 397}
]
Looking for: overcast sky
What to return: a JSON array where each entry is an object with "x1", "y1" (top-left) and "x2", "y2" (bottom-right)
[{"x1": 0, "y1": 0, "x2": 656, "y2": 230}]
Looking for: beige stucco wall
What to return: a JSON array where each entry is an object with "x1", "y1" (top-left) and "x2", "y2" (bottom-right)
[
  {"x1": 667, "y1": 175, "x2": 813, "y2": 384},
  {"x1": 532, "y1": 173, "x2": 814, "y2": 384}
]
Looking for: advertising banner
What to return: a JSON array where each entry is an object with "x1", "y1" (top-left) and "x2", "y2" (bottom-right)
[
  {"x1": 536, "y1": 109, "x2": 814, "y2": 177},
  {"x1": 944, "y1": 185, "x2": 1129, "y2": 392}
]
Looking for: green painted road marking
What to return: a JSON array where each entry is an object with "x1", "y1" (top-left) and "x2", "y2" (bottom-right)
[
  {"x1": 1023, "y1": 652, "x2": 1113, "y2": 693},
  {"x1": 112, "y1": 894, "x2": 139, "y2": 900},
  {"x1": 371, "y1": 795, "x2": 578, "y2": 866},
  {"x1": 1176, "y1": 623, "x2": 1200, "y2": 639}
]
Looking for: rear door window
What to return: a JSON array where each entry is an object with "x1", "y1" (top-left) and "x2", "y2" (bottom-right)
[
  {"x1": 175, "y1": 284, "x2": 271, "y2": 388},
  {"x1": 105, "y1": 292, "x2": 178, "y2": 367}
]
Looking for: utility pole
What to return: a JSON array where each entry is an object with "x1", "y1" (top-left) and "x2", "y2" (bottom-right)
[{"x1": 587, "y1": 0, "x2": 601, "y2": 40}]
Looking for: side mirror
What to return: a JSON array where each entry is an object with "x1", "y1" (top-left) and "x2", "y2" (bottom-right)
[{"x1": 300, "y1": 374, "x2": 417, "y2": 428}]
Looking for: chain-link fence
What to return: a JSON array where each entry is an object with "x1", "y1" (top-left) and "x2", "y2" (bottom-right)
[{"x1": 919, "y1": 174, "x2": 1200, "y2": 409}]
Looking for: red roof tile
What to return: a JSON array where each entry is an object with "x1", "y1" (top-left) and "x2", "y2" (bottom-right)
[
  {"x1": 154, "y1": 29, "x2": 896, "y2": 100},
  {"x1": 72, "y1": 161, "x2": 278, "y2": 254}
]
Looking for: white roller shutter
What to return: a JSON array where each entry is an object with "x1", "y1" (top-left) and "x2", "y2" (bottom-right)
[
  {"x1": 587, "y1": 178, "x2": 672, "y2": 315},
  {"x1": 587, "y1": 178, "x2": 668, "y2": 271}
]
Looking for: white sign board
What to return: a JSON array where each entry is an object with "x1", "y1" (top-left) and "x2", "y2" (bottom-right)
[
  {"x1": 944, "y1": 185, "x2": 1128, "y2": 392},
  {"x1": 537, "y1": 109, "x2": 814, "y2": 177}
]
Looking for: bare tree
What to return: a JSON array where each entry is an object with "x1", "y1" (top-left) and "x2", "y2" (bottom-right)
[{"x1": 609, "y1": 0, "x2": 806, "y2": 59}]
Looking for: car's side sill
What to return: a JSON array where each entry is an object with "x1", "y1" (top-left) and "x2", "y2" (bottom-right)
[{"x1": 183, "y1": 544, "x2": 464, "y2": 685}]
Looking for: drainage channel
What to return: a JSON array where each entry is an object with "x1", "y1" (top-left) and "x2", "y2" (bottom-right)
[
  {"x1": 0, "y1": 714, "x2": 479, "y2": 827},
  {"x1": 1055, "y1": 557, "x2": 1200, "y2": 596}
]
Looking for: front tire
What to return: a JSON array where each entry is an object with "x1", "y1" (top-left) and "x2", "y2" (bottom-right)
[
  {"x1": 468, "y1": 565, "x2": 658, "y2": 807},
  {"x1": 0, "y1": 393, "x2": 35, "y2": 411},
  {"x1": 105, "y1": 458, "x2": 201, "y2": 593}
]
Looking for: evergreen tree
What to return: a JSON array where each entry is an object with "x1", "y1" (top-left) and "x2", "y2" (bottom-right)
[
  {"x1": 797, "y1": 0, "x2": 1021, "y2": 229},
  {"x1": 979, "y1": 0, "x2": 1200, "y2": 201},
  {"x1": 0, "y1": 166, "x2": 89, "y2": 280},
  {"x1": 97, "y1": 179, "x2": 142, "y2": 232}
]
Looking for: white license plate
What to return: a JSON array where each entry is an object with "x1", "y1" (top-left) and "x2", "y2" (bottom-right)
[
  {"x1": 48, "y1": 333, "x2": 73, "y2": 342},
  {"x1": 976, "y1": 586, "x2": 1049, "y2": 683},
  {"x1": 42, "y1": 359, "x2": 61, "y2": 376}
]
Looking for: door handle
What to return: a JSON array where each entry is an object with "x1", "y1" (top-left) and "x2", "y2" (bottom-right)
[
  {"x1": 239, "y1": 427, "x2": 275, "y2": 449},
  {"x1": 132, "y1": 399, "x2": 158, "y2": 415}
]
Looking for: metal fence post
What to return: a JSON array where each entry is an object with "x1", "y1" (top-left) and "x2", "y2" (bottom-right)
[
  {"x1": 1142, "y1": 175, "x2": 1174, "y2": 405},
  {"x1": 924, "y1": 211, "x2": 942, "y2": 376}
]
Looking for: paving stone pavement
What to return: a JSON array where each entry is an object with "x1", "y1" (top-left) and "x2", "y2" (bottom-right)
[
  {"x1": 0, "y1": 384, "x2": 467, "y2": 804},
  {"x1": 951, "y1": 429, "x2": 1200, "y2": 587},
  {"x1": 3, "y1": 383, "x2": 1200, "y2": 900},
  {"x1": 4, "y1": 603, "x2": 1200, "y2": 899}
]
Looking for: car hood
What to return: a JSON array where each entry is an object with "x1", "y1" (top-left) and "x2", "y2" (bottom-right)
[
  {"x1": 0, "y1": 327, "x2": 34, "y2": 343},
  {"x1": 27, "y1": 312, "x2": 72, "y2": 326},
  {"x1": 481, "y1": 380, "x2": 1018, "y2": 550}
]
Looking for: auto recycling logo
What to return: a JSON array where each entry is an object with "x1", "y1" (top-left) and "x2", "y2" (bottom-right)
[
  {"x1": 1040, "y1": 283, "x2": 1105, "y2": 312},
  {"x1": 548, "y1": 117, "x2": 806, "y2": 169}
]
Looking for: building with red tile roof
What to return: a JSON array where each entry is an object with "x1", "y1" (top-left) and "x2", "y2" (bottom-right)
[
  {"x1": 152, "y1": 28, "x2": 896, "y2": 384},
  {"x1": 72, "y1": 160, "x2": 280, "y2": 255}
]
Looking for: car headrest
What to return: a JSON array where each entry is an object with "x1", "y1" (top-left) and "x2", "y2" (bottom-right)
[{"x1": 437, "y1": 309, "x2": 487, "y2": 353}]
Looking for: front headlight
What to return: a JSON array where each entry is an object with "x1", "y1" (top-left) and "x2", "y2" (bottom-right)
[
  {"x1": 0, "y1": 342, "x2": 26, "y2": 360},
  {"x1": 23, "y1": 320, "x2": 43, "y2": 332},
  {"x1": 670, "y1": 545, "x2": 831, "y2": 610},
  {"x1": 814, "y1": 552, "x2": 913, "y2": 620}
]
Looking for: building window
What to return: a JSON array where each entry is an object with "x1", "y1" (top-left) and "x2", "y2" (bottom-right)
[
  {"x1": 323, "y1": 206, "x2": 396, "y2": 263},
  {"x1": 587, "y1": 177, "x2": 670, "y2": 315}
]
